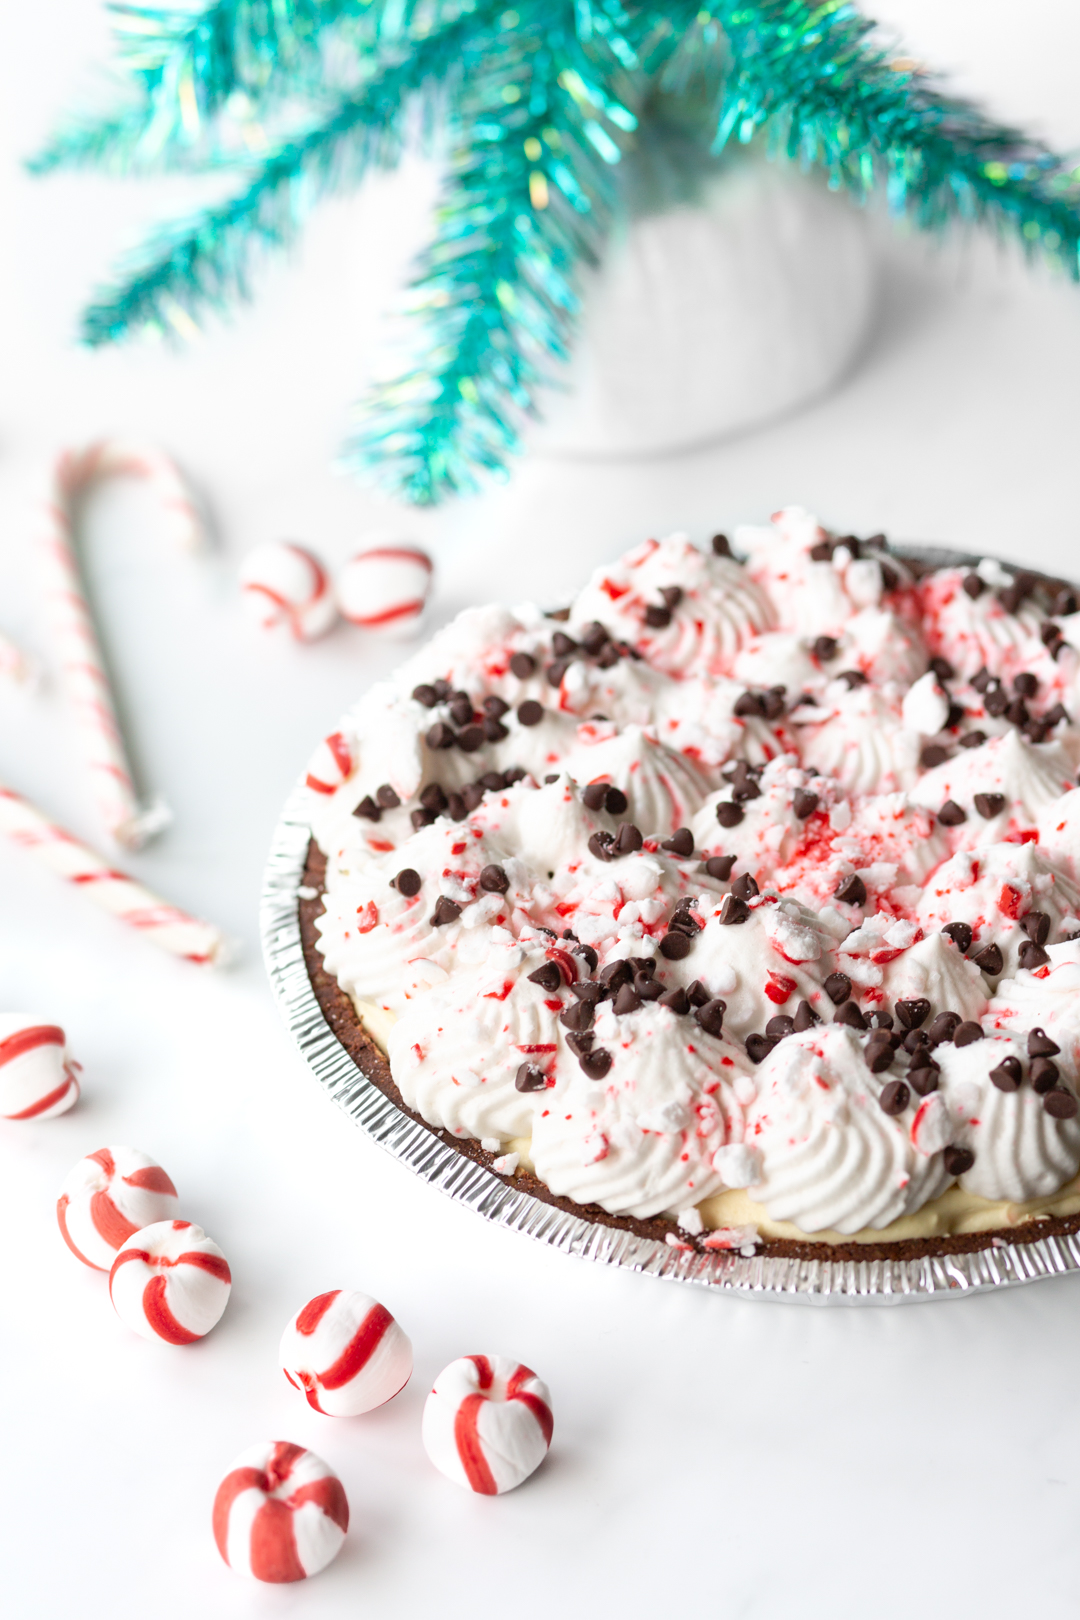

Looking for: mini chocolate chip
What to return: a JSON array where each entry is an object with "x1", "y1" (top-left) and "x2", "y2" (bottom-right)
[
  {"x1": 879, "y1": 1079, "x2": 909, "y2": 1114},
  {"x1": 614, "y1": 822, "x2": 643, "y2": 855},
  {"x1": 412, "y1": 683, "x2": 439, "y2": 707},
  {"x1": 984, "y1": 687, "x2": 1009, "y2": 717},
  {"x1": 1041, "y1": 620, "x2": 1063, "y2": 647},
  {"x1": 812, "y1": 635, "x2": 838, "y2": 663},
  {"x1": 482, "y1": 696, "x2": 509, "y2": 720},
  {"x1": 792, "y1": 789, "x2": 819, "y2": 819},
  {"x1": 927, "y1": 1011, "x2": 962, "y2": 1045},
  {"x1": 903, "y1": 1029, "x2": 932, "y2": 1056},
  {"x1": 411, "y1": 807, "x2": 436, "y2": 829},
  {"x1": 431, "y1": 896, "x2": 461, "y2": 927},
  {"x1": 704, "y1": 855, "x2": 736, "y2": 881},
  {"x1": 510, "y1": 652, "x2": 536, "y2": 679},
  {"x1": 734, "y1": 690, "x2": 766, "y2": 718},
  {"x1": 660, "y1": 930, "x2": 693, "y2": 959},
  {"x1": 613, "y1": 983, "x2": 642, "y2": 1016},
  {"x1": 527, "y1": 961, "x2": 561, "y2": 991},
  {"x1": 456, "y1": 724, "x2": 484, "y2": 752},
  {"x1": 581, "y1": 783, "x2": 609, "y2": 812},
  {"x1": 462, "y1": 783, "x2": 485, "y2": 811},
  {"x1": 824, "y1": 972, "x2": 852, "y2": 1005},
  {"x1": 588, "y1": 831, "x2": 615, "y2": 862},
  {"x1": 908, "y1": 1067, "x2": 940, "y2": 1096},
  {"x1": 959, "y1": 730, "x2": 987, "y2": 749},
  {"x1": 1019, "y1": 940, "x2": 1051, "y2": 971},
  {"x1": 938, "y1": 799, "x2": 967, "y2": 826},
  {"x1": 973, "y1": 792, "x2": 1006, "y2": 819},
  {"x1": 580, "y1": 1047, "x2": 612, "y2": 1080},
  {"x1": 1055, "y1": 589, "x2": 1079, "y2": 615},
  {"x1": 426, "y1": 721, "x2": 456, "y2": 749},
  {"x1": 1028, "y1": 1027, "x2": 1061, "y2": 1057},
  {"x1": 680, "y1": 981, "x2": 706, "y2": 1008},
  {"x1": 834, "y1": 874, "x2": 867, "y2": 906},
  {"x1": 504, "y1": 766, "x2": 528, "y2": 786},
  {"x1": 834, "y1": 1001, "x2": 867, "y2": 1030},
  {"x1": 1025, "y1": 719, "x2": 1050, "y2": 744},
  {"x1": 695, "y1": 998, "x2": 727, "y2": 1036},
  {"x1": 1019, "y1": 911, "x2": 1051, "y2": 946},
  {"x1": 716, "y1": 803, "x2": 745, "y2": 828},
  {"x1": 793, "y1": 1000, "x2": 820, "y2": 1032},
  {"x1": 731, "y1": 778, "x2": 762, "y2": 803},
  {"x1": 962, "y1": 573, "x2": 984, "y2": 599},
  {"x1": 920, "y1": 745, "x2": 950, "y2": 769},
  {"x1": 560, "y1": 999, "x2": 595, "y2": 1033},
  {"x1": 718, "y1": 895, "x2": 750, "y2": 926},
  {"x1": 420, "y1": 783, "x2": 448, "y2": 813},
  {"x1": 765, "y1": 1014, "x2": 794, "y2": 1039},
  {"x1": 809, "y1": 540, "x2": 834, "y2": 562},
  {"x1": 1014, "y1": 671, "x2": 1039, "y2": 698},
  {"x1": 746, "y1": 1033, "x2": 779, "y2": 1064},
  {"x1": 446, "y1": 792, "x2": 468, "y2": 821},
  {"x1": 942, "y1": 922, "x2": 974, "y2": 954},
  {"x1": 570, "y1": 981, "x2": 603, "y2": 1005},
  {"x1": 432, "y1": 679, "x2": 452, "y2": 699},
  {"x1": 644, "y1": 604, "x2": 672, "y2": 629},
  {"x1": 546, "y1": 659, "x2": 570, "y2": 687},
  {"x1": 662, "y1": 828, "x2": 694, "y2": 858},
  {"x1": 1045, "y1": 702, "x2": 1070, "y2": 727},
  {"x1": 658, "y1": 986, "x2": 691, "y2": 1015},
  {"x1": 1030, "y1": 1057, "x2": 1060, "y2": 1092},
  {"x1": 867, "y1": 1040, "x2": 895, "y2": 1073},
  {"x1": 930, "y1": 656, "x2": 955, "y2": 682},
  {"x1": 629, "y1": 956, "x2": 655, "y2": 977},
  {"x1": 946, "y1": 703, "x2": 965, "y2": 730},
  {"x1": 551, "y1": 631, "x2": 578, "y2": 659},
  {"x1": 375, "y1": 784, "x2": 401, "y2": 809},
  {"x1": 573, "y1": 943, "x2": 599, "y2": 972},
  {"x1": 712, "y1": 533, "x2": 732, "y2": 556},
  {"x1": 636, "y1": 975, "x2": 663, "y2": 1002},
  {"x1": 943, "y1": 1145, "x2": 975, "y2": 1176},
  {"x1": 668, "y1": 904, "x2": 701, "y2": 936},
  {"x1": 762, "y1": 687, "x2": 787, "y2": 720},
  {"x1": 838, "y1": 669, "x2": 868, "y2": 689},
  {"x1": 579, "y1": 621, "x2": 609, "y2": 656},
  {"x1": 1044, "y1": 1090, "x2": 1079, "y2": 1119},
  {"x1": 483, "y1": 717, "x2": 509, "y2": 742},
  {"x1": 596, "y1": 643, "x2": 621, "y2": 668},
  {"x1": 605, "y1": 787, "x2": 629, "y2": 815},
  {"x1": 1006, "y1": 698, "x2": 1030, "y2": 728},
  {"x1": 954, "y1": 1021, "x2": 983, "y2": 1046},
  {"x1": 479, "y1": 864, "x2": 510, "y2": 894},
  {"x1": 970, "y1": 667, "x2": 993, "y2": 694},
  {"x1": 990, "y1": 1057, "x2": 1022, "y2": 1092},
  {"x1": 895, "y1": 997, "x2": 931, "y2": 1030},
  {"x1": 515, "y1": 1063, "x2": 547, "y2": 1092},
  {"x1": 353, "y1": 795, "x2": 380, "y2": 822},
  {"x1": 598, "y1": 960, "x2": 633, "y2": 991},
  {"x1": 393, "y1": 868, "x2": 422, "y2": 898},
  {"x1": 449, "y1": 695, "x2": 474, "y2": 727},
  {"x1": 732, "y1": 873, "x2": 759, "y2": 901},
  {"x1": 565, "y1": 1030, "x2": 594, "y2": 1057},
  {"x1": 972, "y1": 943, "x2": 1004, "y2": 975}
]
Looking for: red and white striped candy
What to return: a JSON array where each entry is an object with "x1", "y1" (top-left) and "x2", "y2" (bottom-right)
[
  {"x1": 422, "y1": 1355, "x2": 553, "y2": 1495},
  {"x1": 0, "y1": 1016, "x2": 80, "y2": 1119},
  {"x1": 109, "y1": 1219, "x2": 231, "y2": 1344},
  {"x1": 280, "y1": 1289, "x2": 413, "y2": 1416},
  {"x1": 213, "y1": 1441, "x2": 348, "y2": 1583},
  {"x1": 336, "y1": 541, "x2": 432, "y2": 636},
  {"x1": 57, "y1": 1146, "x2": 178, "y2": 1270},
  {"x1": 238, "y1": 540, "x2": 337, "y2": 641},
  {"x1": 304, "y1": 730, "x2": 355, "y2": 795}
]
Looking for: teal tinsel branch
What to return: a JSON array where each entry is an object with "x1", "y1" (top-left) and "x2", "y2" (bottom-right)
[
  {"x1": 710, "y1": 1, "x2": 1080, "y2": 274},
  {"x1": 77, "y1": 10, "x2": 486, "y2": 344},
  {"x1": 30, "y1": 0, "x2": 1080, "y2": 504}
]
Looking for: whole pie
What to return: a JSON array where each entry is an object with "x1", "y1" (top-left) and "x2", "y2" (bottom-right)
[{"x1": 298, "y1": 509, "x2": 1080, "y2": 1260}]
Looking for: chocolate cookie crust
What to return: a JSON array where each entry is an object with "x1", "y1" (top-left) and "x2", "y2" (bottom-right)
[{"x1": 300, "y1": 837, "x2": 1080, "y2": 1265}]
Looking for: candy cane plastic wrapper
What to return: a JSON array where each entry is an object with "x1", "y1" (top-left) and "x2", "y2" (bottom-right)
[
  {"x1": 38, "y1": 441, "x2": 203, "y2": 849},
  {"x1": 0, "y1": 782, "x2": 227, "y2": 966}
]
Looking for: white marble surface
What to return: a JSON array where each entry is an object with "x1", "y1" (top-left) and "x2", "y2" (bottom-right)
[{"x1": 4, "y1": 4, "x2": 1080, "y2": 1618}]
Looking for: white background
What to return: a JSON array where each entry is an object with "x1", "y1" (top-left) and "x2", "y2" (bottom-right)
[{"x1": 3, "y1": 4, "x2": 1080, "y2": 1617}]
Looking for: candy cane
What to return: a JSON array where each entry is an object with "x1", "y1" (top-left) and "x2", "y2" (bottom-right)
[
  {"x1": 39, "y1": 441, "x2": 202, "y2": 848},
  {"x1": 0, "y1": 782, "x2": 227, "y2": 966}
]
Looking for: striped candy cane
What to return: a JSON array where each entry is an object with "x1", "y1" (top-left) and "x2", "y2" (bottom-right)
[
  {"x1": 39, "y1": 441, "x2": 202, "y2": 848},
  {"x1": 0, "y1": 781, "x2": 227, "y2": 966}
]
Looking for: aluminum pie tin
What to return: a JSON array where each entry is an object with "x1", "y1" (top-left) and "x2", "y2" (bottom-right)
[{"x1": 261, "y1": 544, "x2": 1080, "y2": 1304}]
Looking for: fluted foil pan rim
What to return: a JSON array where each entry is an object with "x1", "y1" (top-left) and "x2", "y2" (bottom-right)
[{"x1": 260, "y1": 543, "x2": 1080, "y2": 1304}]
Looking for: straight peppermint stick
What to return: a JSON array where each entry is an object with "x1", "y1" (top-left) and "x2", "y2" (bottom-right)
[{"x1": 0, "y1": 782, "x2": 226, "y2": 966}]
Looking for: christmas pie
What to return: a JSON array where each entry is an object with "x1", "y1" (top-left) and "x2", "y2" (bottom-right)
[{"x1": 299, "y1": 511, "x2": 1080, "y2": 1259}]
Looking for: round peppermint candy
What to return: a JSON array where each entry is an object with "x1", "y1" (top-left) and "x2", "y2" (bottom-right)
[
  {"x1": 422, "y1": 1354, "x2": 553, "y2": 1494},
  {"x1": 280, "y1": 1288, "x2": 413, "y2": 1416},
  {"x1": 213, "y1": 1440, "x2": 348, "y2": 1582},
  {"x1": 0, "y1": 1016, "x2": 79, "y2": 1119},
  {"x1": 336, "y1": 542, "x2": 433, "y2": 636},
  {"x1": 238, "y1": 540, "x2": 337, "y2": 641},
  {"x1": 109, "y1": 1219, "x2": 231, "y2": 1344},
  {"x1": 57, "y1": 1146, "x2": 179, "y2": 1270}
]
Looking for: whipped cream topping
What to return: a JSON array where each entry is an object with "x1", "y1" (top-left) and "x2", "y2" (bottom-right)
[{"x1": 308, "y1": 512, "x2": 1080, "y2": 1242}]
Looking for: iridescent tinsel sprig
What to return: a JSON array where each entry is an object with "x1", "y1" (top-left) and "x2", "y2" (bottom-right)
[{"x1": 31, "y1": 1, "x2": 1080, "y2": 504}]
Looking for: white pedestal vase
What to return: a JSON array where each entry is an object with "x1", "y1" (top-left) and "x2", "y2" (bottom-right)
[{"x1": 528, "y1": 151, "x2": 878, "y2": 460}]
